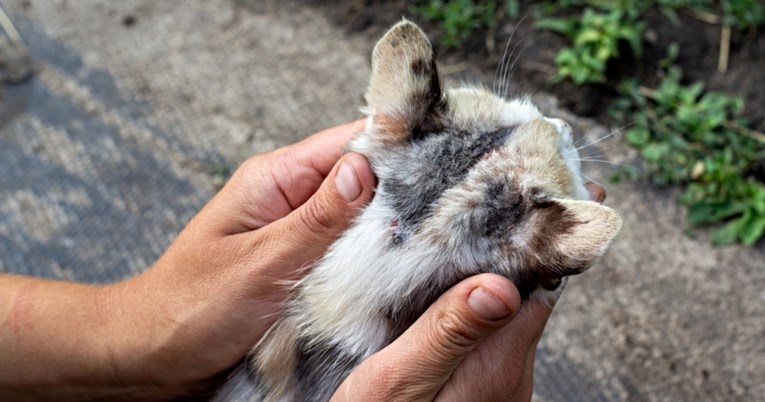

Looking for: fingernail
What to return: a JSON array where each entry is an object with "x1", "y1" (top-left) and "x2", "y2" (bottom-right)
[
  {"x1": 335, "y1": 161, "x2": 362, "y2": 202},
  {"x1": 468, "y1": 287, "x2": 511, "y2": 321}
]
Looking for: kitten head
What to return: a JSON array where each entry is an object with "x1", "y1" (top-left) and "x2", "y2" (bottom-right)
[{"x1": 351, "y1": 20, "x2": 622, "y2": 298}]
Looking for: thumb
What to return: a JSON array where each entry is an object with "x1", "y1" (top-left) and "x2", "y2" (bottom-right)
[
  {"x1": 332, "y1": 274, "x2": 521, "y2": 402},
  {"x1": 257, "y1": 152, "x2": 375, "y2": 274}
]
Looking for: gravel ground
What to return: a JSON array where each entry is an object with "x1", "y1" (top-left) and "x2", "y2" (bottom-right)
[{"x1": 1, "y1": 1, "x2": 763, "y2": 400}]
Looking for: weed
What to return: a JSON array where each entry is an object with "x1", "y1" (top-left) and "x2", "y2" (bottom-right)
[
  {"x1": 213, "y1": 165, "x2": 232, "y2": 191},
  {"x1": 535, "y1": 8, "x2": 644, "y2": 85},
  {"x1": 415, "y1": 0, "x2": 498, "y2": 48},
  {"x1": 670, "y1": 0, "x2": 765, "y2": 30},
  {"x1": 718, "y1": 0, "x2": 765, "y2": 30},
  {"x1": 611, "y1": 64, "x2": 765, "y2": 245}
]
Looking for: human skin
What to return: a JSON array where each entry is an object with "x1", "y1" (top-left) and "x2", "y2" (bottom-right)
[{"x1": 0, "y1": 121, "x2": 555, "y2": 401}]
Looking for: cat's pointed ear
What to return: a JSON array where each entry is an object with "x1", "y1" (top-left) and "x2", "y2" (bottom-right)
[
  {"x1": 365, "y1": 19, "x2": 444, "y2": 143},
  {"x1": 546, "y1": 199, "x2": 622, "y2": 274}
]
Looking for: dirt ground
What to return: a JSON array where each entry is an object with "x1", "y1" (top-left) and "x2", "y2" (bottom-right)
[{"x1": 2, "y1": 0, "x2": 764, "y2": 401}]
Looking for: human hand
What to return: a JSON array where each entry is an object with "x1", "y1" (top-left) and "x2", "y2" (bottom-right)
[
  {"x1": 331, "y1": 273, "x2": 555, "y2": 402},
  {"x1": 102, "y1": 121, "x2": 376, "y2": 396}
]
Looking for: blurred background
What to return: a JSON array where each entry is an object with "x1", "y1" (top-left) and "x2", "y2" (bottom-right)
[{"x1": 1, "y1": 0, "x2": 763, "y2": 401}]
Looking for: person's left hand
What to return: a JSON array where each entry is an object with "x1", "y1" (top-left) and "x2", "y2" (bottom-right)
[
  {"x1": 330, "y1": 274, "x2": 555, "y2": 402},
  {"x1": 103, "y1": 121, "x2": 376, "y2": 397}
]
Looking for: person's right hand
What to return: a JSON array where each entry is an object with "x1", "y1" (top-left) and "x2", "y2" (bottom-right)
[{"x1": 331, "y1": 273, "x2": 557, "y2": 402}]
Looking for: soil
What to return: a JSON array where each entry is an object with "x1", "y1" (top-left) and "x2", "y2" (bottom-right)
[{"x1": 305, "y1": 0, "x2": 765, "y2": 132}]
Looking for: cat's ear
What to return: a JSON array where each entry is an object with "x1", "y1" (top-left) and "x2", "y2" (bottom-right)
[
  {"x1": 544, "y1": 199, "x2": 622, "y2": 275},
  {"x1": 365, "y1": 19, "x2": 444, "y2": 143}
]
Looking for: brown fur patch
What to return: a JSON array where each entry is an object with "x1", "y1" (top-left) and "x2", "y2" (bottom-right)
[
  {"x1": 253, "y1": 318, "x2": 299, "y2": 400},
  {"x1": 410, "y1": 58, "x2": 429, "y2": 76},
  {"x1": 529, "y1": 200, "x2": 582, "y2": 271},
  {"x1": 407, "y1": 57, "x2": 445, "y2": 141},
  {"x1": 372, "y1": 114, "x2": 409, "y2": 145}
]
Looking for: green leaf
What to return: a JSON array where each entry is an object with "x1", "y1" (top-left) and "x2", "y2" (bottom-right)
[
  {"x1": 686, "y1": 82, "x2": 705, "y2": 102},
  {"x1": 686, "y1": 201, "x2": 746, "y2": 225},
  {"x1": 676, "y1": 105, "x2": 699, "y2": 128},
  {"x1": 505, "y1": 0, "x2": 520, "y2": 18},
  {"x1": 660, "y1": 6, "x2": 681, "y2": 26},
  {"x1": 618, "y1": 23, "x2": 644, "y2": 56},
  {"x1": 642, "y1": 142, "x2": 670, "y2": 161},
  {"x1": 740, "y1": 213, "x2": 765, "y2": 245},
  {"x1": 626, "y1": 127, "x2": 651, "y2": 146},
  {"x1": 534, "y1": 17, "x2": 576, "y2": 35},
  {"x1": 711, "y1": 215, "x2": 748, "y2": 246},
  {"x1": 555, "y1": 48, "x2": 578, "y2": 64},
  {"x1": 575, "y1": 28, "x2": 602, "y2": 45}
]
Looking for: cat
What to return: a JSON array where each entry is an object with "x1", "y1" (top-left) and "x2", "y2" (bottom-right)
[{"x1": 214, "y1": 19, "x2": 622, "y2": 402}]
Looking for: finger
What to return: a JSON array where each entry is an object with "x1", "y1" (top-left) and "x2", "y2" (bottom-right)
[
  {"x1": 267, "y1": 120, "x2": 367, "y2": 210},
  {"x1": 194, "y1": 121, "x2": 367, "y2": 235},
  {"x1": 282, "y1": 119, "x2": 366, "y2": 177},
  {"x1": 332, "y1": 274, "x2": 521, "y2": 402},
  {"x1": 249, "y1": 152, "x2": 376, "y2": 282},
  {"x1": 485, "y1": 288, "x2": 557, "y2": 373},
  {"x1": 436, "y1": 285, "x2": 560, "y2": 401}
]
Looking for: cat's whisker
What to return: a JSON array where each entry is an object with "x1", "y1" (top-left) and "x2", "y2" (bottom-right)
[
  {"x1": 499, "y1": 36, "x2": 527, "y2": 99},
  {"x1": 493, "y1": 24, "x2": 517, "y2": 95},
  {"x1": 573, "y1": 133, "x2": 591, "y2": 149},
  {"x1": 496, "y1": 35, "x2": 519, "y2": 98},
  {"x1": 502, "y1": 33, "x2": 552, "y2": 99},
  {"x1": 573, "y1": 158, "x2": 640, "y2": 170},
  {"x1": 581, "y1": 173, "x2": 605, "y2": 188},
  {"x1": 576, "y1": 124, "x2": 634, "y2": 151},
  {"x1": 495, "y1": 14, "x2": 530, "y2": 99}
]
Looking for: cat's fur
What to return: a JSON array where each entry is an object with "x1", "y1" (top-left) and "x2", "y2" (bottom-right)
[{"x1": 215, "y1": 20, "x2": 622, "y2": 402}]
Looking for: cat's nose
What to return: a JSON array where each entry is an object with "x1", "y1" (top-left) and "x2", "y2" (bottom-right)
[
  {"x1": 547, "y1": 118, "x2": 572, "y2": 135},
  {"x1": 585, "y1": 182, "x2": 606, "y2": 203},
  {"x1": 548, "y1": 118, "x2": 571, "y2": 131}
]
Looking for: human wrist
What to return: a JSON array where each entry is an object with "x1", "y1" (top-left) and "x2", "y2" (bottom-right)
[
  {"x1": 91, "y1": 272, "x2": 209, "y2": 398},
  {"x1": 0, "y1": 274, "x2": 188, "y2": 400}
]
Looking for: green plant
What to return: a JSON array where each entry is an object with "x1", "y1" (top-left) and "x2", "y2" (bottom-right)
[
  {"x1": 612, "y1": 65, "x2": 765, "y2": 245},
  {"x1": 673, "y1": 0, "x2": 765, "y2": 30},
  {"x1": 213, "y1": 164, "x2": 232, "y2": 191},
  {"x1": 719, "y1": 0, "x2": 765, "y2": 30},
  {"x1": 535, "y1": 8, "x2": 645, "y2": 85},
  {"x1": 415, "y1": 0, "x2": 498, "y2": 48}
]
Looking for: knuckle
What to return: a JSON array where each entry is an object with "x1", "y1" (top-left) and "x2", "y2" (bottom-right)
[
  {"x1": 299, "y1": 195, "x2": 337, "y2": 233},
  {"x1": 431, "y1": 308, "x2": 477, "y2": 352},
  {"x1": 372, "y1": 362, "x2": 428, "y2": 401},
  {"x1": 368, "y1": 359, "x2": 399, "y2": 390},
  {"x1": 233, "y1": 152, "x2": 274, "y2": 186},
  {"x1": 240, "y1": 152, "x2": 270, "y2": 174},
  {"x1": 360, "y1": 358, "x2": 411, "y2": 400}
]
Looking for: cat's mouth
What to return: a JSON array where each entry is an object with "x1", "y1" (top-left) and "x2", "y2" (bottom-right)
[{"x1": 585, "y1": 182, "x2": 606, "y2": 204}]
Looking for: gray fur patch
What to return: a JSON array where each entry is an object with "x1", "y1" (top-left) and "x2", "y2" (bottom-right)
[
  {"x1": 382, "y1": 126, "x2": 516, "y2": 231},
  {"x1": 212, "y1": 364, "x2": 264, "y2": 402},
  {"x1": 385, "y1": 268, "x2": 464, "y2": 332},
  {"x1": 293, "y1": 338, "x2": 363, "y2": 402},
  {"x1": 481, "y1": 178, "x2": 526, "y2": 237}
]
